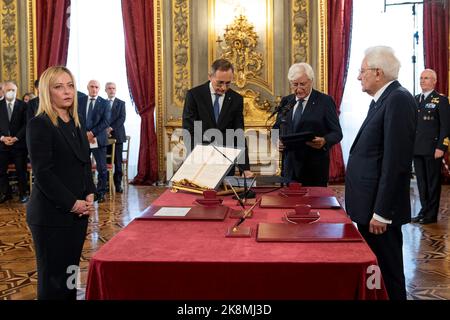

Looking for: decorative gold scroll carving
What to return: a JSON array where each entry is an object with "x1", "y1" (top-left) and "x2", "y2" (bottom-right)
[
  {"x1": 0, "y1": 0, "x2": 20, "y2": 81},
  {"x1": 172, "y1": 0, "x2": 191, "y2": 107},
  {"x1": 291, "y1": 0, "x2": 309, "y2": 64},
  {"x1": 154, "y1": 0, "x2": 166, "y2": 180},
  {"x1": 317, "y1": 0, "x2": 328, "y2": 93},
  {"x1": 219, "y1": 15, "x2": 264, "y2": 89},
  {"x1": 26, "y1": 0, "x2": 37, "y2": 91}
]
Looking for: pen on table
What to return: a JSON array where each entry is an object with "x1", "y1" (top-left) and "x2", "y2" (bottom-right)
[
  {"x1": 228, "y1": 183, "x2": 246, "y2": 210},
  {"x1": 233, "y1": 199, "x2": 260, "y2": 231}
]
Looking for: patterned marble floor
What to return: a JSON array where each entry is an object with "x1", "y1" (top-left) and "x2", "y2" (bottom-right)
[{"x1": 0, "y1": 183, "x2": 448, "y2": 300}]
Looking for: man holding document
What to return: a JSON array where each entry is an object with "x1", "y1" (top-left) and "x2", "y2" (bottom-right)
[
  {"x1": 273, "y1": 63, "x2": 342, "y2": 186},
  {"x1": 182, "y1": 59, "x2": 253, "y2": 178}
]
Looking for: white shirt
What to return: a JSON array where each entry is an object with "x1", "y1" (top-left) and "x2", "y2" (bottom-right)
[
  {"x1": 292, "y1": 93, "x2": 311, "y2": 120},
  {"x1": 209, "y1": 83, "x2": 224, "y2": 114},
  {"x1": 421, "y1": 90, "x2": 433, "y2": 101},
  {"x1": 86, "y1": 96, "x2": 97, "y2": 118}
]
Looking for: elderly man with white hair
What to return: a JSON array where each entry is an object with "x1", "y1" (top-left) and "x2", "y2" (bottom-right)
[
  {"x1": 345, "y1": 46, "x2": 417, "y2": 300},
  {"x1": 273, "y1": 62, "x2": 342, "y2": 186}
]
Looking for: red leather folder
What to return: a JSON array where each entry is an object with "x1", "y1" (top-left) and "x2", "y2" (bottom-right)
[
  {"x1": 136, "y1": 205, "x2": 229, "y2": 221},
  {"x1": 260, "y1": 195, "x2": 341, "y2": 209},
  {"x1": 256, "y1": 223, "x2": 363, "y2": 242}
]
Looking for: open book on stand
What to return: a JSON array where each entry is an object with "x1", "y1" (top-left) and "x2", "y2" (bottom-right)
[{"x1": 170, "y1": 144, "x2": 243, "y2": 194}]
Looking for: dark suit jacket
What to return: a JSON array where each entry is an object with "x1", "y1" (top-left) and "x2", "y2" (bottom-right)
[
  {"x1": 0, "y1": 99, "x2": 28, "y2": 151},
  {"x1": 26, "y1": 97, "x2": 40, "y2": 123},
  {"x1": 26, "y1": 114, "x2": 96, "y2": 227},
  {"x1": 345, "y1": 81, "x2": 417, "y2": 226},
  {"x1": 273, "y1": 90, "x2": 342, "y2": 180},
  {"x1": 109, "y1": 98, "x2": 127, "y2": 143},
  {"x1": 414, "y1": 90, "x2": 449, "y2": 155},
  {"x1": 78, "y1": 96, "x2": 110, "y2": 147},
  {"x1": 182, "y1": 81, "x2": 250, "y2": 170}
]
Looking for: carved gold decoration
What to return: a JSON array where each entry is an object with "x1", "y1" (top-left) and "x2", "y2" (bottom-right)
[
  {"x1": 292, "y1": 0, "x2": 309, "y2": 64},
  {"x1": 317, "y1": 0, "x2": 328, "y2": 93},
  {"x1": 0, "y1": 0, "x2": 20, "y2": 81},
  {"x1": 172, "y1": 0, "x2": 191, "y2": 107},
  {"x1": 154, "y1": 0, "x2": 166, "y2": 180},
  {"x1": 237, "y1": 89, "x2": 273, "y2": 127},
  {"x1": 219, "y1": 15, "x2": 263, "y2": 89},
  {"x1": 26, "y1": 0, "x2": 37, "y2": 91}
]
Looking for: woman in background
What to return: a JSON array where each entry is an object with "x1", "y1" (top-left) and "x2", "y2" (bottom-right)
[{"x1": 26, "y1": 66, "x2": 96, "y2": 300}]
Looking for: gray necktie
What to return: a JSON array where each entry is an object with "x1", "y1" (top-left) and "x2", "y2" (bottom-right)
[{"x1": 7, "y1": 102, "x2": 13, "y2": 121}]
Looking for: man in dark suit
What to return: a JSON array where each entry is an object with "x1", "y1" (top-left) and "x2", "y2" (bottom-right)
[
  {"x1": 26, "y1": 79, "x2": 40, "y2": 123},
  {"x1": 105, "y1": 82, "x2": 126, "y2": 193},
  {"x1": 273, "y1": 62, "x2": 342, "y2": 186},
  {"x1": 0, "y1": 81, "x2": 29, "y2": 203},
  {"x1": 78, "y1": 80, "x2": 110, "y2": 203},
  {"x1": 182, "y1": 59, "x2": 253, "y2": 177},
  {"x1": 412, "y1": 69, "x2": 449, "y2": 225},
  {"x1": 345, "y1": 46, "x2": 417, "y2": 300}
]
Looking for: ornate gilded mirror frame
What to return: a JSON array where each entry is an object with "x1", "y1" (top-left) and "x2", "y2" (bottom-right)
[
  {"x1": 0, "y1": 0, "x2": 37, "y2": 94},
  {"x1": 154, "y1": 0, "x2": 328, "y2": 180}
]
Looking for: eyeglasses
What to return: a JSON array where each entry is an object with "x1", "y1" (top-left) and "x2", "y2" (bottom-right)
[
  {"x1": 358, "y1": 68, "x2": 378, "y2": 75},
  {"x1": 213, "y1": 79, "x2": 232, "y2": 88},
  {"x1": 290, "y1": 80, "x2": 311, "y2": 89}
]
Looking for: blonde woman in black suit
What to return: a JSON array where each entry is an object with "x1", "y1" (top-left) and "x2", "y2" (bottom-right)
[{"x1": 26, "y1": 66, "x2": 96, "y2": 300}]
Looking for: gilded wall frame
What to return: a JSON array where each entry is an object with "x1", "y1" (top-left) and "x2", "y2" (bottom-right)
[{"x1": 154, "y1": 0, "x2": 329, "y2": 180}]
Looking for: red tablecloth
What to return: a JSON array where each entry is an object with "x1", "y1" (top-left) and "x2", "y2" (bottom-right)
[{"x1": 85, "y1": 187, "x2": 388, "y2": 300}]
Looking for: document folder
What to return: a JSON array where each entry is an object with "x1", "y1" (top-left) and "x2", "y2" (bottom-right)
[
  {"x1": 136, "y1": 205, "x2": 229, "y2": 221},
  {"x1": 256, "y1": 223, "x2": 363, "y2": 242},
  {"x1": 260, "y1": 195, "x2": 341, "y2": 209},
  {"x1": 280, "y1": 131, "x2": 315, "y2": 147}
]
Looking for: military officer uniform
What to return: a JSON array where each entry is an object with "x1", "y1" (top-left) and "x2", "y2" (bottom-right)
[{"x1": 413, "y1": 90, "x2": 449, "y2": 224}]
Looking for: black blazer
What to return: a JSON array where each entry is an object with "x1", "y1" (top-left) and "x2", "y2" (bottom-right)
[
  {"x1": 345, "y1": 81, "x2": 417, "y2": 226},
  {"x1": 414, "y1": 90, "x2": 449, "y2": 155},
  {"x1": 0, "y1": 99, "x2": 28, "y2": 151},
  {"x1": 26, "y1": 97, "x2": 40, "y2": 123},
  {"x1": 109, "y1": 98, "x2": 127, "y2": 143},
  {"x1": 26, "y1": 114, "x2": 96, "y2": 227},
  {"x1": 182, "y1": 81, "x2": 250, "y2": 170},
  {"x1": 78, "y1": 96, "x2": 110, "y2": 147},
  {"x1": 273, "y1": 90, "x2": 342, "y2": 178}
]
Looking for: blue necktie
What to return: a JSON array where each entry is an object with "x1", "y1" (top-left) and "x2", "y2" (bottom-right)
[
  {"x1": 367, "y1": 99, "x2": 376, "y2": 117},
  {"x1": 213, "y1": 94, "x2": 221, "y2": 123},
  {"x1": 292, "y1": 99, "x2": 304, "y2": 129},
  {"x1": 87, "y1": 98, "x2": 95, "y2": 128}
]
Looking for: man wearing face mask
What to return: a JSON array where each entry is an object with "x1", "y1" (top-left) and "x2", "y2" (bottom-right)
[{"x1": 0, "y1": 81, "x2": 29, "y2": 203}]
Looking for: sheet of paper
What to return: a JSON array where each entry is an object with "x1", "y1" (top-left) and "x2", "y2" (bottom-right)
[
  {"x1": 90, "y1": 140, "x2": 99, "y2": 149},
  {"x1": 154, "y1": 207, "x2": 191, "y2": 217}
]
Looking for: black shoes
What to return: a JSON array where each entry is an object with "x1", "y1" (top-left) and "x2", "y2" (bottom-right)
[
  {"x1": 418, "y1": 217, "x2": 437, "y2": 225},
  {"x1": 19, "y1": 194, "x2": 29, "y2": 203}
]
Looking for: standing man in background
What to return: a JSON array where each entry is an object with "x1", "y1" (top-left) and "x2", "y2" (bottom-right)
[
  {"x1": 0, "y1": 82, "x2": 29, "y2": 203},
  {"x1": 345, "y1": 46, "x2": 416, "y2": 300},
  {"x1": 412, "y1": 69, "x2": 449, "y2": 224},
  {"x1": 78, "y1": 80, "x2": 110, "y2": 203},
  {"x1": 273, "y1": 62, "x2": 342, "y2": 186},
  {"x1": 182, "y1": 59, "x2": 253, "y2": 177},
  {"x1": 105, "y1": 82, "x2": 126, "y2": 193},
  {"x1": 27, "y1": 80, "x2": 40, "y2": 123}
]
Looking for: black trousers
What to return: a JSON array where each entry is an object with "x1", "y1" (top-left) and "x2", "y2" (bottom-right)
[
  {"x1": 29, "y1": 220, "x2": 88, "y2": 300},
  {"x1": 92, "y1": 147, "x2": 107, "y2": 194},
  {"x1": 413, "y1": 155, "x2": 442, "y2": 220},
  {"x1": 283, "y1": 152, "x2": 329, "y2": 187},
  {"x1": 0, "y1": 150, "x2": 28, "y2": 196},
  {"x1": 357, "y1": 224, "x2": 406, "y2": 300},
  {"x1": 107, "y1": 142, "x2": 123, "y2": 188}
]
